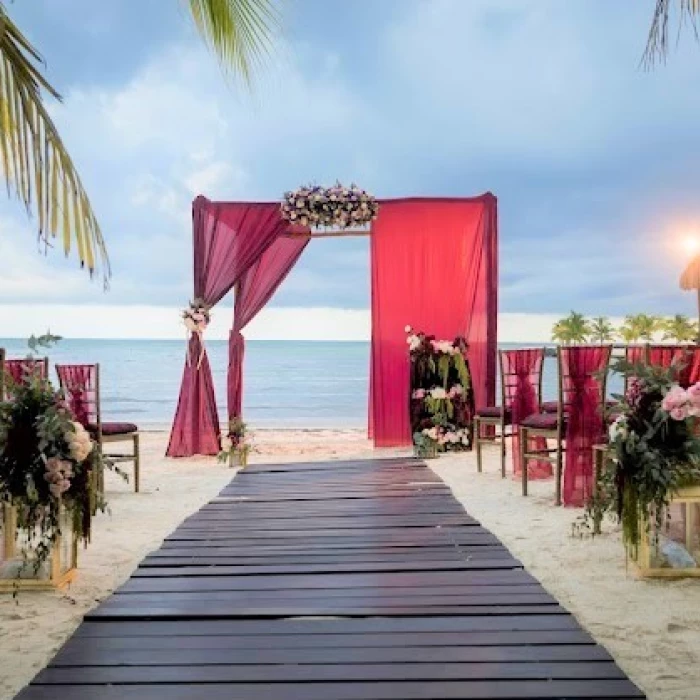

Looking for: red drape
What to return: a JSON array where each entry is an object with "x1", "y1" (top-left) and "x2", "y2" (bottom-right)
[
  {"x1": 647, "y1": 345, "x2": 700, "y2": 387},
  {"x1": 56, "y1": 364, "x2": 98, "y2": 427},
  {"x1": 562, "y1": 345, "x2": 611, "y2": 507},
  {"x1": 370, "y1": 196, "x2": 498, "y2": 447},
  {"x1": 228, "y1": 235, "x2": 309, "y2": 420},
  {"x1": 504, "y1": 348, "x2": 552, "y2": 479},
  {"x1": 167, "y1": 197, "x2": 303, "y2": 457}
]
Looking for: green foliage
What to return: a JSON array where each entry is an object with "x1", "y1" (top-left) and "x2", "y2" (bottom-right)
[{"x1": 663, "y1": 314, "x2": 699, "y2": 343}]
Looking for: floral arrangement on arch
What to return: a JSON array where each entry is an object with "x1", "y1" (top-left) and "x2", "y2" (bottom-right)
[
  {"x1": 0, "y1": 336, "x2": 106, "y2": 582},
  {"x1": 582, "y1": 358, "x2": 700, "y2": 558},
  {"x1": 280, "y1": 182, "x2": 379, "y2": 229},
  {"x1": 406, "y1": 327, "x2": 475, "y2": 458},
  {"x1": 182, "y1": 298, "x2": 211, "y2": 334}
]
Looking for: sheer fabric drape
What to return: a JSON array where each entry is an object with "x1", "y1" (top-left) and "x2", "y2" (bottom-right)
[
  {"x1": 503, "y1": 348, "x2": 552, "y2": 479},
  {"x1": 647, "y1": 345, "x2": 700, "y2": 387},
  {"x1": 167, "y1": 198, "x2": 303, "y2": 457},
  {"x1": 562, "y1": 345, "x2": 611, "y2": 506},
  {"x1": 228, "y1": 235, "x2": 309, "y2": 420}
]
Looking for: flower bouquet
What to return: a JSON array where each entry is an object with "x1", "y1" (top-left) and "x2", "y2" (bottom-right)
[
  {"x1": 218, "y1": 418, "x2": 251, "y2": 468},
  {"x1": 582, "y1": 359, "x2": 700, "y2": 563},
  {"x1": 281, "y1": 182, "x2": 379, "y2": 230},
  {"x1": 182, "y1": 299, "x2": 210, "y2": 334},
  {"x1": 407, "y1": 327, "x2": 475, "y2": 456},
  {"x1": 0, "y1": 370, "x2": 104, "y2": 588}
]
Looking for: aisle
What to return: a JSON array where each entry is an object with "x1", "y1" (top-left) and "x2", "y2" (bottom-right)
[{"x1": 16, "y1": 457, "x2": 644, "y2": 699}]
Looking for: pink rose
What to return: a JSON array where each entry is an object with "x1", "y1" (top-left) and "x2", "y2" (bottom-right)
[
  {"x1": 688, "y1": 383, "x2": 700, "y2": 407},
  {"x1": 662, "y1": 386, "x2": 688, "y2": 412},
  {"x1": 412, "y1": 389, "x2": 426, "y2": 399},
  {"x1": 670, "y1": 406, "x2": 688, "y2": 421}
]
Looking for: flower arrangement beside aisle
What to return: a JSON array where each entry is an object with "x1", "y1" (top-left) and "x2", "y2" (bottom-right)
[
  {"x1": 581, "y1": 359, "x2": 700, "y2": 568},
  {"x1": 407, "y1": 327, "x2": 475, "y2": 457},
  {"x1": 0, "y1": 334, "x2": 107, "y2": 589},
  {"x1": 218, "y1": 418, "x2": 251, "y2": 468}
]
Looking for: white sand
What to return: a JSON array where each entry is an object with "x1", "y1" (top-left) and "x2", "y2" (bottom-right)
[{"x1": 0, "y1": 430, "x2": 698, "y2": 699}]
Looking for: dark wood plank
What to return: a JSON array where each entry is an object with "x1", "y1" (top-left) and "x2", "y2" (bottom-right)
[{"x1": 16, "y1": 680, "x2": 645, "y2": 699}]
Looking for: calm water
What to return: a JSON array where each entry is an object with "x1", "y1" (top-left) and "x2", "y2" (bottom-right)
[{"x1": 0, "y1": 339, "x2": 623, "y2": 429}]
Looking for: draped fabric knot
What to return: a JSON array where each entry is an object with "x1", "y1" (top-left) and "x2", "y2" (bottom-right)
[{"x1": 505, "y1": 348, "x2": 551, "y2": 479}]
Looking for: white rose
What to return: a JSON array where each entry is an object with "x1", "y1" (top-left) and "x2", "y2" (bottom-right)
[
  {"x1": 428, "y1": 428, "x2": 438, "y2": 440},
  {"x1": 431, "y1": 387, "x2": 447, "y2": 400}
]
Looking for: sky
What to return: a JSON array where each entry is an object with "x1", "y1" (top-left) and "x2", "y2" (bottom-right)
[{"x1": 2, "y1": 0, "x2": 700, "y2": 341}]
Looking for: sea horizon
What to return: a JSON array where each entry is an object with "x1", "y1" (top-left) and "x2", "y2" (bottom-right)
[{"x1": 0, "y1": 338, "x2": 613, "y2": 431}]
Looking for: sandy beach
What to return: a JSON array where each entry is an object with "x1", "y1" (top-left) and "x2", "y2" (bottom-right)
[{"x1": 1, "y1": 430, "x2": 699, "y2": 699}]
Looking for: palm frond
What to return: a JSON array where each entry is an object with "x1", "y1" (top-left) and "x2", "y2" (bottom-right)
[
  {"x1": 643, "y1": 0, "x2": 700, "y2": 68},
  {"x1": 186, "y1": 0, "x2": 279, "y2": 84},
  {"x1": 0, "y1": 6, "x2": 109, "y2": 279}
]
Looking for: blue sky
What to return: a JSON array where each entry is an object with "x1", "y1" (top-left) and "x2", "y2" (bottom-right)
[{"x1": 1, "y1": 0, "x2": 700, "y2": 339}]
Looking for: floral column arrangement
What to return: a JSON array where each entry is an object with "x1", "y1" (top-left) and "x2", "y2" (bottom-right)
[{"x1": 406, "y1": 327, "x2": 475, "y2": 458}]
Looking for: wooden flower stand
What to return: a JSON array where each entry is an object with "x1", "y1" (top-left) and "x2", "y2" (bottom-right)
[
  {"x1": 632, "y1": 485, "x2": 700, "y2": 578},
  {"x1": 0, "y1": 503, "x2": 78, "y2": 591}
]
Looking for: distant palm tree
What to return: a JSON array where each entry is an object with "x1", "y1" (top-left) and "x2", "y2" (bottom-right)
[
  {"x1": 618, "y1": 324, "x2": 640, "y2": 344},
  {"x1": 663, "y1": 314, "x2": 699, "y2": 342},
  {"x1": 551, "y1": 320, "x2": 569, "y2": 344},
  {"x1": 644, "y1": 1, "x2": 700, "y2": 66},
  {"x1": 588, "y1": 316, "x2": 615, "y2": 344},
  {"x1": 0, "y1": 0, "x2": 277, "y2": 279},
  {"x1": 631, "y1": 313, "x2": 662, "y2": 341},
  {"x1": 551, "y1": 311, "x2": 590, "y2": 345}
]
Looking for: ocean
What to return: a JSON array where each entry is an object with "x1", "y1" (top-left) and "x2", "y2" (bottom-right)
[{"x1": 0, "y1": 339, "x2": 623, "y2": 430}]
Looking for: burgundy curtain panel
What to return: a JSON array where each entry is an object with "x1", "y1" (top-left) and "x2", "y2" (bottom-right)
[
  {"x1": 167, "y1": 197, "x2": 303, "y2": 457},
  {"x1": 370, "y1": 196, "x2": 498, "y2": 447},
  {"x1": 228, "y1": 235, "x2": 310, "y2": 419}
]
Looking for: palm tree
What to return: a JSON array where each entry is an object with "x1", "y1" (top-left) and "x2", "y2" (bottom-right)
[
  {"x1": 551, "y1": 320, "x2": 570, "y2": 344},
  {"x1": 0, "y1": 1, "x2": 276, "y2": 279},
  {"x1": 618, "y1": 324, "x2": 640, "y2": 344},
  {"x1": 618, "y1": 316, "x2": 641, "y2": 344},
  {"x1": 588, "y1": 316, "x2": 615, "y2": 344},
  {"x1": 644, "y1": 1, "x2": 700, "y2": 66},
  {"x1": 551, "y1": 311, "x2": 590, "y2": 345},
  {"x1": 663, "y1": 314, "x2": 699, "y2": 342},
  {"x1": 631, "y1": 313, "x2": 662, "y2": 341}
]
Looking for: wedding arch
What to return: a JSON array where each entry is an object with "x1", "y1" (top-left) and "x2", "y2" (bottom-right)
[{"x1": 167, "y1": 193, "x2": 498, "y2": 457}]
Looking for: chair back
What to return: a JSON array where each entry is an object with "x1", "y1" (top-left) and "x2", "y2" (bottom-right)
[
  {"x1": 646, "y1": 345, "x2": 700, "y2": 388},
  {"x1": 5, "y1": 357, "x2": 49, "y2": 385},
  {"x1": 55, "y1": 364, "x2": 101, "y2": 430},
  {"x1": 500, "y1": 348, "x2": 545, "y2": 414},
  {"x1": 558, "y1": 345, "x2": 612, "y2": 424}
]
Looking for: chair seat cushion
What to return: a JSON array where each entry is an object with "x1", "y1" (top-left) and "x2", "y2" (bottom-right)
[
  {"x1": 90, "y1": 422, "x2": 138, "y2": 436},
  {"x1": 476, "y1": 406, "x2": 511, "y2": 420},
  {"x1": 521, "y1": 412, "x2": 562, "y2": 430}
]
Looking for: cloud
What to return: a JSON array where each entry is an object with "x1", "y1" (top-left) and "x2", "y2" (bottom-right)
[{"x1": 2, "y1": 0, "x2": 700, "y2": 341}]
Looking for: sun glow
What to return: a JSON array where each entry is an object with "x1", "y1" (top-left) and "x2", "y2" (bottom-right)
[{"x1": 681, "y1": 235, "x2": 700, "y2": 256}]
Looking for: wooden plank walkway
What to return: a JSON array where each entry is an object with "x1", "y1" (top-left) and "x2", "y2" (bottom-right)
[{"x1": 16, "y1": 457, "x2": 644, "y2": 699}]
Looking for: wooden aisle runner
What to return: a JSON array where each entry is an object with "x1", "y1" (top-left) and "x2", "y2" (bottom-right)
[{"x1": 17, "y1": 457, "x2": 644, "y2": 699}]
